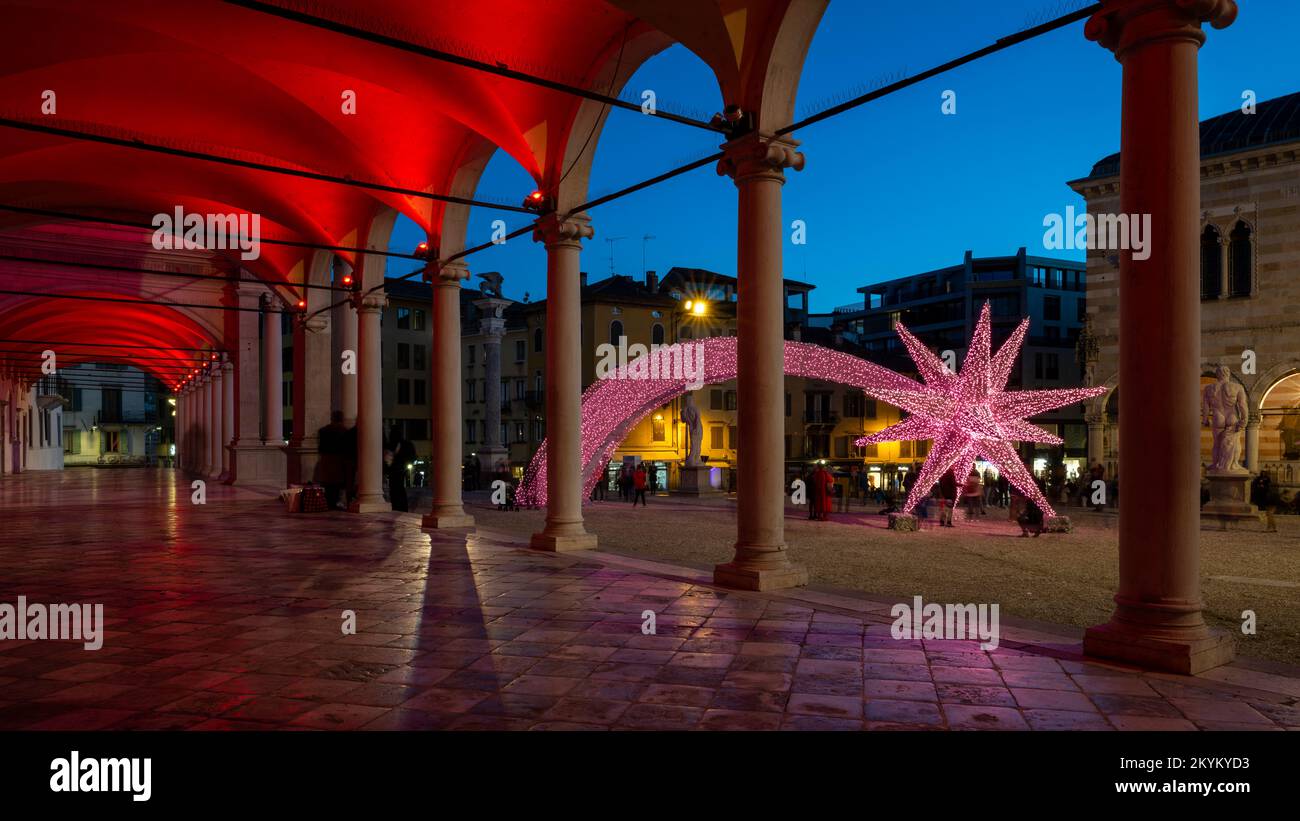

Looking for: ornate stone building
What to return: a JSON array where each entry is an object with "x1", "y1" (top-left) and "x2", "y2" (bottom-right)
[{"x1": 1070, "y1": 91, "x2": 1300, "y2": 498}]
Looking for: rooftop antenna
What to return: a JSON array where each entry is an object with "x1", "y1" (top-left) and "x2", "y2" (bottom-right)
[
  {"x1": 642, "y1": 233, "x2": 655, "y2": 275},
  {"x1": 605, "y1": 236, "x2": 626, "y2": 276}
]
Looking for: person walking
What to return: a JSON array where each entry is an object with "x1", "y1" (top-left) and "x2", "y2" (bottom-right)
[
  {"x1": 633, "y1": 464, "x2": 648, "y2": 507},
  {"x1": 316, "y1": 411, "x2": 348, "y2": 510},
  {"x1": 938, "y1": 469, "x2": 958, "y2": 527},
  {"x1": 592, "y1": 461, "x2": 609, "y2": 501},
  {"x1": 387, "y1": 431, "x2": 416, "y2": 512}
]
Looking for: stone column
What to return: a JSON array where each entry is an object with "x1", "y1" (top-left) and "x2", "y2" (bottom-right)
[
  {"x1": 228, "y1": 287, "x2": 284, "y2": 485},
  {"x1": 474, "y1": 294, "x2": 511, "y2": 487},
  {"x1": 208, "y1": 362, "x2": 222, "y2": 479},
  {"x1": 713, "y1": 131, "x2": 809, "y2": 591},
  {"x1": 261, "y1": 295, "x2": 284, "y2": 447},
  {"x1": 1245, "y1": 411, "x2": 1260, "y2": 474},
  {"x1": 197, "y1": 373, "x2": 212, "y2": 476},
  {"x1": 178, "y1": 388, "x2": 187, "y2": 471},
  {"x1": 287, "y1": 302, "x2": 331, "y2": 485},
  {"x1": 332, "y1": 258, "x2": 359, "y2": 426},
  {"x1": 422, "y1": 261, "x2": 474, "y2": 528},
  {"x1": 220, "y1": 357, "x2": 234, "y2": 482},
  {"x1": 1086, "y1": 410, "x2": 1106, "y2": 468},
  {"x1": 349, "y1": 292, "x2": 389, "y2": 512},
  {"x1": 1082, "y1": 0, "x2": 1237, "y2": 675},
  {"x1": 530, "y1": 213, "x2": 597, "y2": 552}
]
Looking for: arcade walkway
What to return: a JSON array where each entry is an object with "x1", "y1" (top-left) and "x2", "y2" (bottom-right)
[{"x1": 1, "y1": 469, "x2": 1296, "y2": 731}]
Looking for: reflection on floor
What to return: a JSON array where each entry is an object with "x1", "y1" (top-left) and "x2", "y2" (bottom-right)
[{"x1": 0, "y1": 468, "x2": 1297, "y2": 731}]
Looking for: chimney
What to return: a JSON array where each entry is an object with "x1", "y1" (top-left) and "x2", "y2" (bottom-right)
[
  {"x1": 645, "y1": 270, "x2": 658, "y2": 292},
  {"x1": 579, "y1": 271, "x2": 588, "y2": 288}
]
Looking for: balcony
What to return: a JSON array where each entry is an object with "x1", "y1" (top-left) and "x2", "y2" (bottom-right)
[{"x1": 803, "y1": 410, "x2": 840, "y2": 425}]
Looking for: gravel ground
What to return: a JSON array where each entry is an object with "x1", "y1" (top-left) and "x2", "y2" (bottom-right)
[{"x1": 450, "y1": 491, "x2": 1300, "y2": 665}]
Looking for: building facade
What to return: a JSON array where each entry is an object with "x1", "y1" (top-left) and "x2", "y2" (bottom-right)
[
  {"x1": 1070, "y1": 91, "x2": 1300, "y2": 499},
  {"x1": 832, "y1": 248, "x2": 1090, "y2": 479},
  {"x1": 59, "y1": 364, "x2": 166, "y2": 467}
]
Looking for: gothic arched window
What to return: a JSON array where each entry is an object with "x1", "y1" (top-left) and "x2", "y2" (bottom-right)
[
  {"x1": 1200, "y1": 225, "x2": 1222, "y2": 299},
  {"x1": 652, "y1": 323, "x2": 665, "y2": 346},
  {"x1": 609, "y1": 320, "x2": 624, "y2": 346},
  {"x1": 1229, "y1": 220, "x2": 1253, "y2": 297}
]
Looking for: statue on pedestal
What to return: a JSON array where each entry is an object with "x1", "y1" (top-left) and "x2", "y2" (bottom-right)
[
  {"x1": 681, "y1": 391, "x2": 703, "y2": 467},
  {"x1": 1202, "y1": 365, "x2": 1249, "y2": 475}
]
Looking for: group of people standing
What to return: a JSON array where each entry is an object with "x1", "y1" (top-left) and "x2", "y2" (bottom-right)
[
  {"x1": 591, "y1": 461, "x2": 654, "y2": 506},
  {"x1": 315, "y1": 412, "x2": 417, "y2": 512}
]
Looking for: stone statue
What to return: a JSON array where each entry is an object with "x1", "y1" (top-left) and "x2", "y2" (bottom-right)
[
  {"x1": 1202, "y1": 364, "x2": 1249, "y2": 474},
  {"x1": 477, "y1": 271, "x2": 504, "y2": 298},
  {"x1": 681, "y1": 391, "x2": 703, "y2": 466}
]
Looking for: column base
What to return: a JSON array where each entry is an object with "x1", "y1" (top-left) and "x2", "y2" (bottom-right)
[
  {"x1": 227, "y1": 443, "x2": 286, "y2": 487},
  {"x1": 713, "y1": 558, "x2": 809, "y2": 592},
  {"x1": 285, "y1": 443, "x2": 321, "y2": 486},
  {"x1": 422, "y1": 511, "x2": 475, "y2": 529},
  {"x1": 348, "y1": 495, "x2": 390, "y2": 514},
  {"x1": 529, "y1": 531, "x2": 598, "y2": 552},
  {"x1": 1083, "y1": 621, "x2": 1235, "y2": 675}
]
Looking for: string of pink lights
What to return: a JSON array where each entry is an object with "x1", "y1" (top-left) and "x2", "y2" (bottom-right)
[{"x1": 517, "y1": 301, "x2": 1106, "y2": 521}]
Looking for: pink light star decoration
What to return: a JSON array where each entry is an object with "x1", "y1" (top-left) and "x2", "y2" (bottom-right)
[{"x1": 854, "y1": 301, "x2": 1106, "y2": 518}]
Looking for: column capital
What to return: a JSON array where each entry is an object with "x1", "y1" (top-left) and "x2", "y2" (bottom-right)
[
  {"x1": 1085, "y1": 0, "x2": 1236, "y2": 57},
  {"x1": 353, "y1": 292, "x2": 387, "y2": 313},
  {"x1": 423, "y1": 259, "x2": 470, "y2": 286},
  {"x1": 221, "y1": 359, "x2": 234, "y2": 375},
  {"x1": 716, "y1": 131, "x2": 805, "y2": 184},
  {"x1": 532, "y1": 212, "x2": 593, "y2": 249}
]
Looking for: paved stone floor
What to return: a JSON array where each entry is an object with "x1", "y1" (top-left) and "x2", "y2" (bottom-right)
[{"x1": 1, "y1": 468, "x2": 1299, "y2": 731}]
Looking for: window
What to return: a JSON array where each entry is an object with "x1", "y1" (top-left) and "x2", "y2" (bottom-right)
[
  {"x1": 1229, "y1": 221, "x2": 1252, "y2": 297},
  {"x1": 282, "y1": 380, "x2": 291, "y2": 408},
  {"x1": 834, "y1": 436, "x2": 848, "y2": 458},
  {"x1": 609, "y1": 320, "x2": 624, "y2": 346},
  {"x1": 1076, "y1": 298, "x2": 1086, "y2": 323},
  {"x1": 899, "y1": 441, "x2": 912, "y2": 458},
  {"x1": 1201, "y1": 225, "x2": 1222, "y2": 299},
  {"x1": 533, "y1": 328, "x2": 543, "y2": 354},
  {"x1": 514, "y1": 340, "x2": 526, "y2": 362},
  {"x1": 397, "y1": 343, "x2": 410, "y2": 369},
  {"x1": 467, "y1": 345, "x2": 475, "y2": 365},
  {"x1": 515, "y1": 422, "x2": 525, "y2": 443},
  {"x1": 652, "y1": 416, "x2": 666, "y2": 442},
  {"x1": 466, "y1": 380, "x2": 476, "y2": 402},
  {"x1": 863, "y1": 443, "x2": 878, "y2": 457},
  {"x1": 724, "y1": 391, "x2": 737, "y2": 411},
  {"x1": 465, "y1": 420, "x2": 477, "y2": 443},
  {"x1": 864, "y1": 399, "x2": 877, "y2": 419},
  {"x1": 1045, "y1": 325, "x2": 1060, "y2": 340},
  {"x1": 1034, "y1": 353, "x2": 1060, "y2": 380},
  {"x1": 397, "y1": 307, "x2": 411, "y2": 329},
  {"x1": 414, "y1": 380, "x2": 426, "y2": 405},
  {"x1": 1043, "y1": 295, "x2": 1061, "y2": 321},
  {"x1": 413, "y1": 309, "x2": 426, "y2": 331},
  {"x1": 414, "y1": 345, "x2": 426, "y2": 371},
  {"x1": 728, "y1": 425, "x2": 738, "y2": 450},
  {"x1": 785, "y1": 393, "x2": 792, "y2": 417},
  {"x1": 64, "y1": 429, "x2": 80, "y2": 455},
  {"x1": 515, "y1": 379, "x2": 525, "y2": 400},
  {"x1": 535, "y1": 372, "x2": 543, "y2": 394},
  {"x1": 710, "y1": 425, "x2": 724, "y2": 450},
  {"x1": 398, "y1": 379, "x2": 411, "y2": 405},
  {"x1": 652, "y1": 323, "x2": 665, "y2": 346},
  {"x1": 844, "y1": 391, "x2": 864, "y2": 417},
  {"x1": 710, "y1": 390, "x2": 723, "y2": 410}
]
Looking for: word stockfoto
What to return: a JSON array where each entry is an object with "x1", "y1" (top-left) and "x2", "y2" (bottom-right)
[{"x1": 0, "y1": 597, "x2": 104, "y2": 650}]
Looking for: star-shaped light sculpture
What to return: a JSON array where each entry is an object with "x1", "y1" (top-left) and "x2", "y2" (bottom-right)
[{"x1": 854, "y1": 301, "x2": 1107, "y2": 518}]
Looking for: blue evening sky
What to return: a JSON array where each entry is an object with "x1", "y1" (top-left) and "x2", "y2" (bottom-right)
[{"x1": 388, "y1": 0, "x2": 1299, "y2": 313}]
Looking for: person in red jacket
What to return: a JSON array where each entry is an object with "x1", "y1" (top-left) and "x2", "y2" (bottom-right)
[{"x1": 632, "y1": 464, "x2": 648, "y2": 507}]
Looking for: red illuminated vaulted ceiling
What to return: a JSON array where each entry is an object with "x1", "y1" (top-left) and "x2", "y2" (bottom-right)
[{"x1": 0, "y1": 0, "x2": 816, "y2": 382}]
